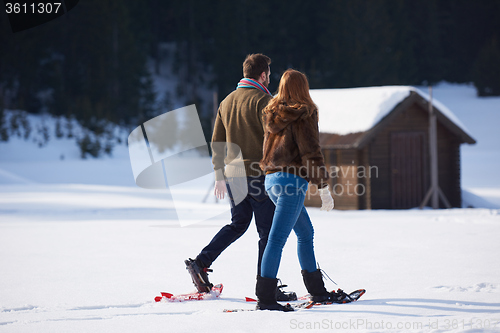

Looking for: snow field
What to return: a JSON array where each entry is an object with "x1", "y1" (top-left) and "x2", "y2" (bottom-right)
[
  {"x1": 1, "y1": 183, "x2": 500, "y2": 332},
  {"x1": 1, "y1": 82, "x2": 500, "y2": 332}
]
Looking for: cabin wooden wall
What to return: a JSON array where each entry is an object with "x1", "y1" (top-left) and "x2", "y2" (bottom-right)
[
  {"x1": 369, "y1": 102, "x2": 430, "y2": 209},
  {"x1": 305, "y1": 148, "x2": 372, "y2": 210},
  {"x1": 358, "y1": 146, "x2": 372, "y2": 210},
  {"x1": 437, "y1": 122, "x2": 462, "y2": 208},
  {"x1": 306, "y1": 100, "x2": 464, "y2": 210},
  {"x1": 369, "y1": 101, "x2": 463, "y2": 209},
  {"x1": 333, "y1": 149, "x2": 360, "y2": 209}
]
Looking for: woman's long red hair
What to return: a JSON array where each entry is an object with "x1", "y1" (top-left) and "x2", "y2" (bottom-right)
[{"x1": 265, "y1": 69, "x2": 317, "y2": 114}]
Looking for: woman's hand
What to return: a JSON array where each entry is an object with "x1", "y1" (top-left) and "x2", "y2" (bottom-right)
[{"x1": 318, "y1": 185, "x2": 334, "y2": 211}]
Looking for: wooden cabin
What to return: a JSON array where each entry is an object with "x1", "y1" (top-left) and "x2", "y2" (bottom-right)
[{"x1": 305, "y1": 86, "x2": 476, "y2": 210}]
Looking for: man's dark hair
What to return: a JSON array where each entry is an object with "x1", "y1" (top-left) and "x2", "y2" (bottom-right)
[{"x1": 243, "y1": 54, "x2": 271, "y2": 80}]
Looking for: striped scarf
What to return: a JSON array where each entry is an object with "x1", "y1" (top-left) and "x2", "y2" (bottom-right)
[{"x1": 236, "y1": 78, "x2": 271, "y2": 95}]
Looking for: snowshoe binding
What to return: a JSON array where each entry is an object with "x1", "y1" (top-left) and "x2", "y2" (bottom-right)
[
  {"x1": 276, "y1": 279, "x2": 297, "y2": 301},
  {"x1": 185, "y1": 258, "x2": 213, "y2": 293}
]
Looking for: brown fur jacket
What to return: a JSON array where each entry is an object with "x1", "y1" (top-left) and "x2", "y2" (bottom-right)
[{"x1": 260, "y1": 103, "x2": 329, "y2": 188}]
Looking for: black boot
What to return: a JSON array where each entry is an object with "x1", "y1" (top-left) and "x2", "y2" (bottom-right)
[
  {"x1": 255, "y1": 275, "x2": 294, "y2": 312},
  {"x1": 185, "y1": 258, "x2": 213, "y2": 293},
  {"x1": 301, "y1": 269, "x2": 346, "y2": 303}
]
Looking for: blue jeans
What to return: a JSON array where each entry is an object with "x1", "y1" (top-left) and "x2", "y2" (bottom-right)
[
  {"x1": 197, "y1": 176, "x2": 274, "y2": 276},
  {"x1": 260, "y1": 172, "x2": 317, "y2": 279}
]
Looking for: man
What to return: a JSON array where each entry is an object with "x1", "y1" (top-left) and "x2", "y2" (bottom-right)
[{"x1": 185, "y1": 54, "x2": 296, "y2": 301}]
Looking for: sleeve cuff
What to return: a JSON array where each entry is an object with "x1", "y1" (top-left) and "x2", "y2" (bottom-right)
[
  {"x1": 214, "y1": 169, "x2": 225, "y2": 181},
  {"x1": 318, "y1": 184, "x2": 330, "y2": 194}
]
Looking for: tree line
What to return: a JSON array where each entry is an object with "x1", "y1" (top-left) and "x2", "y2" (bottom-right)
[{"x1": 1, "y1": 0, "x2": 499, "y2": 156}]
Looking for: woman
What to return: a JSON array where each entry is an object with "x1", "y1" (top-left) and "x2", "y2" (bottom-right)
[{"x1": 256, "y1": 69, "x2": 342, "y2": 311}]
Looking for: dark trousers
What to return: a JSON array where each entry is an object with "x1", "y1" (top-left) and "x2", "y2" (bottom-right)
[{"x1": 197, "y1": 176, "x2": 275, "y2": 276}]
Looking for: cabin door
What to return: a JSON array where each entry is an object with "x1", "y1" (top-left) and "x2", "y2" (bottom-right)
[{"x1": 391, "y1": 132, "x2": 426, "y2": 209}]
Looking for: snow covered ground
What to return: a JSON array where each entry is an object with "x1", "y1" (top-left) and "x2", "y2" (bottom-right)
[{"x1": 1, "y1": 83, "x2": 500, "y2": 332}]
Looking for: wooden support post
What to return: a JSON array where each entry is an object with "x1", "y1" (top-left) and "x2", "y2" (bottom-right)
[
  {"x1": 420, "y1": 86, "x2": 452, "y2": 209},
  {"x1": 429, "y1": 86, "x2": 439, "y2": 209}
]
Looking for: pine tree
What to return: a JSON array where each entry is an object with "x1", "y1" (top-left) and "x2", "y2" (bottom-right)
[{"x1": 472, "y1": 37, "x2": 500, "y2": 96}]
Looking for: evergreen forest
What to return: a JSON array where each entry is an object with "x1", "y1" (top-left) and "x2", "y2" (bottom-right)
[{"x1": 1, "y1": 0, "x2": 499, "y2": 156}]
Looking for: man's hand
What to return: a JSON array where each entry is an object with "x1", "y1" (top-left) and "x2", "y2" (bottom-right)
[{"x1": 214, "y1": 180, "x2": 227, "y2": 200}]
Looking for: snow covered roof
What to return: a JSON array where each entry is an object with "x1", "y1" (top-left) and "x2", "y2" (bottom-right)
[{"x1": 310, "y1": 86, "x2": 475, "y2": 143}]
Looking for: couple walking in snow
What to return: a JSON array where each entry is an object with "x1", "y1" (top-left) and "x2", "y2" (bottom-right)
[{"x1": 185, "y1": 53, "x2": 343, "y2": 311}]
